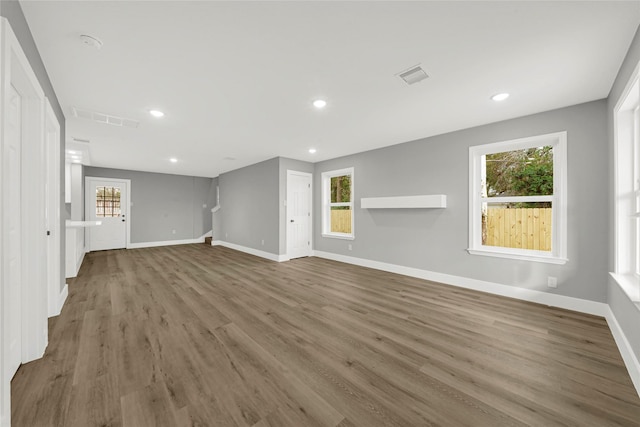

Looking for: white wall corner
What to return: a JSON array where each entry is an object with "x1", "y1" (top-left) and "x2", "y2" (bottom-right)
[
  {"x1": 605, "y1": 306, "x2": 640, "y2": 397},
  {"x1": 200, "y1": 230, "x2": 212, "y2": 239},
  {"x1": 56, "y1": 284, "x2": 69, "y2": 317}
]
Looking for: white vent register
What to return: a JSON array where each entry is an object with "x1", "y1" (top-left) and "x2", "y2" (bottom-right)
[{"x1": 361, "y1": 195, "x2": 446, "y2": 209}]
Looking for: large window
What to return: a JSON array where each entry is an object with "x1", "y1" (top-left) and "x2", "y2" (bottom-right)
[
  {"x1": 468, "y1": 132, "x2": 567, "y2": 264},
  {"x1": 322, "y1": 167, "x2": 354, "y2": 239},
  {"x1": 613, "y1": 61, "x2": 640, "y2": 302}
]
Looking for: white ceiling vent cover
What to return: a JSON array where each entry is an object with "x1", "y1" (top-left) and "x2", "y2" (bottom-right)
[
  {"x1": 398, "y1": 65, "x2": 429, "y2": 85},
  {"x1": 71, "y1": 107, "x2": 140, "y2": 128}
]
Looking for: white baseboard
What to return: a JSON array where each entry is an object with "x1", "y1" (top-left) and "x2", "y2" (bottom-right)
[
  {"x1": 605, "y1": 307, "x2": 640, "y2": 397},
  {"x1": 211, "y1": 240, "x2": 287, "y2": 262},
  {"x1": 128, "y1": 237, "x2": 206, "y2": 249},
  {"x1": 313, "y1": 251, "x2": 608, "y2": 316}
]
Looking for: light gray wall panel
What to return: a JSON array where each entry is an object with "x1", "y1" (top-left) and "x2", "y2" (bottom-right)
[
  {"x1": 314, "y1": 100, "x2": 608, "y2": 303},
  {"x1": 1, "y1": 0, "x2": 66, "y2": 291},
  {"x1": 218, "y1": 157, "x2": 279, "y2": 254},
  {"x1": 279, "y1": 157, "x2": 314, "y2": 255},
  {"x1": 85, "y1": 167, "x2": 214, "y2": 244}
]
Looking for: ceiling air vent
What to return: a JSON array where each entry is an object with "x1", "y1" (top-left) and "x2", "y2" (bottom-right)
[
  {"x1": 398, "y1": 65, "x2": 429, "y2": 85},
  {"x1": 71, "y1": 107, "x2": 140, "y2": 128},
  {"x1": 72, "y1": 137, "x2": 90, "y2": 144}
]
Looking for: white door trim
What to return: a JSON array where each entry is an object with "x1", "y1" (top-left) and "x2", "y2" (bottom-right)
[
  {"x1": 286, "y1": 170, "x2": 313, "y2": 259},
  {"x1": 0, "y1": 17, "x2": 49, "y2": 427},
  {"x1": 44, "y1": 98, "x2": 62, "y2": 317},
  {"x1": 85, "y1": 176, "x2": 131, "y2": 251}
]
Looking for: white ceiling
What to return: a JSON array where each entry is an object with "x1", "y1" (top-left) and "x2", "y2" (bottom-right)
[{"x1": 20, "y1": 1, "x2": 640, "y2": 178}]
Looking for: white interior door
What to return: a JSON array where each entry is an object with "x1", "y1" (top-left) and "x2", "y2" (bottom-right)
[
  {"x1": 287, "y1": 171, "x2": 312, "y2": 259},
  {"x1": 86, "y1": 178, "x2": 129, "y2": 251},
  {"x1": 45, "y1": 99, "x2": 61, "y2": 317},
  {"x1": 4, "y1": 83, "x2": 23, "y2": 379}
]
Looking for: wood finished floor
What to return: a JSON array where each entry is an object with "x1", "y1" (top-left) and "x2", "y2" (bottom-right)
[{"x1": 11, "y1": 244, "x2": 640, "y2": 426}]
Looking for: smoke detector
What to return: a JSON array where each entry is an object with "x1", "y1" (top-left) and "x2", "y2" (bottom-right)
[
  {"x1": 79, "y1": 34, "x2": 103, "y2": 50},
  {"x1": 397, "y1": 65, "x2": 429, "y2": 85}
]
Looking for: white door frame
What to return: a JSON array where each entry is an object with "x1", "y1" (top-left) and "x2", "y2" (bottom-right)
[
  {"x1": 85, "y1": 176, "x2": 131, "y2": 251},
  {"x1": 286, "y1": 170, "x2": 313, "y2": 259},
  {"x1": 45, "y1": 98, "x2": 62, "y2": 317},
  {"x1": 1, "y1": 17, "x2": 49, "y2": 427}
]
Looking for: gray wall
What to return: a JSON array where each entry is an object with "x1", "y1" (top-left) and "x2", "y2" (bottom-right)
[
  {"x1": 218, "y1": 157, "x2": 280, "y2": 254},
  {"x1": 1, "y1": 0, "x2": 66, "y2": 292},
  {"x1": 85, "y1": 167, "x2": 215, "y2": 244},
  {"x1": 279, "y1": 157, "x2": 314, "y2": 255},
  {"x1": 607, "y1": 26, "x2": 640, "y2": 364},
  {"x1": 314, "y1": 100, "x2": 608, "y2": 303}
]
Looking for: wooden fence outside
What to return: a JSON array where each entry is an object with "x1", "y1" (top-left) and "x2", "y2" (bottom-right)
[
  {"x1": 331, "y1": 210, "x2": 352, "y2": 234},
  {"x1": 483, "y1": 207, "x2": 552, "y2": 251}
]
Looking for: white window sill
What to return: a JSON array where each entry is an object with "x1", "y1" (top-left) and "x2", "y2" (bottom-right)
[
  {"x1": 467, "y1": 248, "x2": 568, "y2": 265},
  {"x1": 322, "y1": 233, "x2": 355, "y2": 241},
  {"x1": 610, "y1": 272, "x2": 640, "y2": 305}
]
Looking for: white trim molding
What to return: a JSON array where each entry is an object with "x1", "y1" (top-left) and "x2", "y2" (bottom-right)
[
  {"x1": 605, "y1": 306, "x2": 640, "y2": 396},
  {"x1": 212, "y1": 240, "x2": 289, "y2": 262}
]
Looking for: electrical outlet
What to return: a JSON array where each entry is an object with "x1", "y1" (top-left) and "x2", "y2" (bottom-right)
[
  {"x1": 547, "y1": 276, "x2": 558, "y2": 288},
  {"x1": 261, "y1": 239, "x2": 265, "y2": 246},
  {"x1": 172, "y1": 229, "x2": 176, "y2": 235},
  {"x1": 348, "y1": 244, "x2": 353, "y2": 251},
  {"x1": 202, "y1": 204, "x2": 207, "y2": 208},
  {"x1": 225, "y1": 232, "x2": 228, "y2": 238}
]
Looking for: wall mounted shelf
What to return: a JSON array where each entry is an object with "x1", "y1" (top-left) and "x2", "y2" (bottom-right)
[{"x1": 360, "y1": 195, "x2": 447, "y2": 209}]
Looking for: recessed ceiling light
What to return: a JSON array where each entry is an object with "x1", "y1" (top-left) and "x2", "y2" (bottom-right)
[
  {"x1": 72, "y1": 159, "x2": 81, "y2": 163},
  {"x1": 169, "y1": 158, "x2": 177, "y2": 163},
  {"x1": 308, "y1": 148, "x2": 317, "y2": 154},
  {"x1": 149, "y1": 110, "x2": 165, "y2": 118},
  {"x1": 491, "y1": 93, "x2": 510, "y2": 102},
  {"x1": 313, "y1": 99, "x2": 327, "y2": 109},
  {"x1": 67, "y1": 150, "x2": 77, "y2": 155},
  {"x1": 71, "y1": 155, "x2": 80, "y2": 159}
]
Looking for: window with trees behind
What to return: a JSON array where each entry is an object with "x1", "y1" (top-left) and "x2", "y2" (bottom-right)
[
  {"x1": 322, "y1": 167, "x2": 354, "y2": 239},
  {"x1": 469, "y1": 132, "x2": 567, "y2": 264}
]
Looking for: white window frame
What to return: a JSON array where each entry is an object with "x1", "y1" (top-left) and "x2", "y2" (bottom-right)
[
  {"x1": 612, "y1": 60, "x2": 640, "y2": 303},
  {"x1": 468, "y1": 132, "x2": 568, "y2": 264},
  {"x1": 321, "y1": 167, "x2": 355, "y2": 240}
]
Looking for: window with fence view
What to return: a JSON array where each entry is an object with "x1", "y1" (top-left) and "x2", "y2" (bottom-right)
[
  {"x1": 96, "y1": 186, "x2": 121, "y2": 218},
  {"x1": 330, "y1": 174, "x2": 352, "y2": 234},
  {"x1": 482, "y1": 145, "x2": 553, "y2": 251},
  {"x1": 322, "y1": 168, "x2": 354, "y2": 238}
]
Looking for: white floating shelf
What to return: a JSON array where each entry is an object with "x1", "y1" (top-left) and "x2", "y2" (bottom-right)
[{"x1": 360, "y1": 195, "x2": 447, "y2": 209}]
